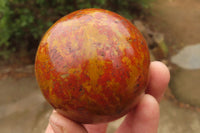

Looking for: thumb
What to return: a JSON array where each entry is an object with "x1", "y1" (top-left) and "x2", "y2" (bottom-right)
[{"x1": 46, "y1": 111, "x2": 87, "y2": 133}]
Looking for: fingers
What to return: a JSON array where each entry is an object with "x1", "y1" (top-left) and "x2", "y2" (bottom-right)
[
  {"x1": 115, "y1": 94, "x2": 159, "y2": 133},
  {"x1": 146, "y1": 61, "x2": 170, "y2": 102},
  {"x1": 45, "y1": 124, "x2": 54, "y2": 133},
  {"x1": 46, "y1": 111, "x2": 87, "y2": 133},
  {"x1": 115, "y1": 61, "x2": 169, "y2": 133},
  {"x1": 84, "y1": 123, "x2": 108, "y2": 133}
]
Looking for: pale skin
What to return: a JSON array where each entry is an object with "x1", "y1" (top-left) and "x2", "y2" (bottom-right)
[{"x1": 45, "y1": 61, "x2": 170, "y2": 133}]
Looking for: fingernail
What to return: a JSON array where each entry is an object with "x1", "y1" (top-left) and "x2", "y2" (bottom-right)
[{"x1": 49, "y1": 112, "x2": 64, "y2": 133}]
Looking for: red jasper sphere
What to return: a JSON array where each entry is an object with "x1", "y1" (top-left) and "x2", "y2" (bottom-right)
[{"x1": 35, "y1": 8, "x2": 150, "y2": 124}]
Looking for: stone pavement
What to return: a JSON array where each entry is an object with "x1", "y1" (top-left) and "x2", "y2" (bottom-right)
[
  {"x1": 0, "y1": 64, "x2": 200, "y2": 133},
  {"x1": 170, "y1": 44, "x2": 200, "y2": 107},
  {"x1": 0, "y1": 68, "x2": 52, "y2": 133}
]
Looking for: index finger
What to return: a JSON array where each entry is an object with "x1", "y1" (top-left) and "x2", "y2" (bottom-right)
[{"x1": 145, "y1": 61, "x2": 170, "y2": 102}]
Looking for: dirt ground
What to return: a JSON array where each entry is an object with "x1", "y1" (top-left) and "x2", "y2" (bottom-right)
[{"x1": 146, "y1": 0, "x2": 200, "y2": 54}]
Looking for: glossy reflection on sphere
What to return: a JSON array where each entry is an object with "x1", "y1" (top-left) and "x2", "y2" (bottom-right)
[{"x1": 35, "y1": 8, "x2": 150, "y2": 124}]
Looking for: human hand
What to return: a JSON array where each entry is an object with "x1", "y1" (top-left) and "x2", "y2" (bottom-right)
[{"x1": 45, "y1": 61, "x2": 170, "y2": 133}]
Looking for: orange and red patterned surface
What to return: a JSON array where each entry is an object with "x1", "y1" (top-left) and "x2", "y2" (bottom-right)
[{"x1": 35, "y1": 9, "x2": 150, "y2": 123}]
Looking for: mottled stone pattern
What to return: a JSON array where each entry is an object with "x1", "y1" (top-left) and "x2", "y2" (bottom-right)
[{"x1": 35, "y1": 8, "x2": 150, "y2": 123}]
